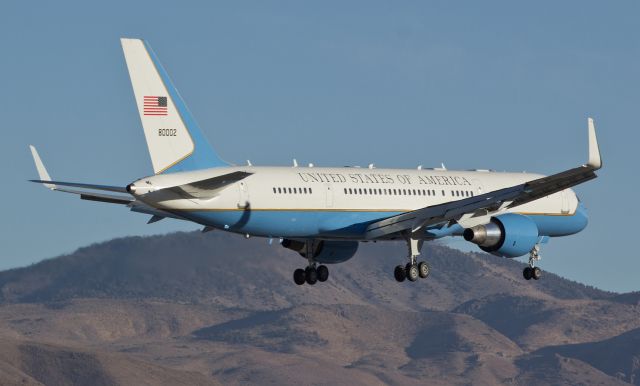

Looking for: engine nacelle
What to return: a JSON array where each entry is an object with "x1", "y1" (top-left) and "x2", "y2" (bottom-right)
[
  {"x1": 281, "y1": 239, "x2": 359, "y2": 264},
  {"x1": 463, "y1": 213, "x2": 539, "y2": 258}
]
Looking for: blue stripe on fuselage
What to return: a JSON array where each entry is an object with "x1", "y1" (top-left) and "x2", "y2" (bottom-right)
[
  {"x1": 177, "y1": 202, "x2": 588, "y2": 239},
  {"x1": 525, "y1": 202, "x2": 589, "y2": 237},
  {"x1": 181, "y1": 210, "x2": 403, "y2": 238}
]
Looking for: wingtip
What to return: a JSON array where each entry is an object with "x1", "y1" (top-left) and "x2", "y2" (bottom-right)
[
  {"x1": 587, "y1": 117, "x2": 602, "y2": 170},
  {"x1": 29, "y1": 146, "x2": 55, "y2": 189}
]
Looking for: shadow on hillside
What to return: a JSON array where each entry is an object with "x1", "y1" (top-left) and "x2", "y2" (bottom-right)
[{"x1": 192, "y1": 308, "x2": 328, "y2": 353}]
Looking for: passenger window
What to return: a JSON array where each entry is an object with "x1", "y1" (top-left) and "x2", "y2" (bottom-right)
[
  {"x1": 309, "y1": 188, "x2": 313, "y2": 194},
  {"x1": 273, "y1": 187, "x2": 276, "y2": 194},
  {"x1": 288, "y1": 188, "x2": 292, "y2": 194}
]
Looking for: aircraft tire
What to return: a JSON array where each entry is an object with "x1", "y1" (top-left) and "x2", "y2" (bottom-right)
[
  {"x1": 418, "y1": 262, "x2": 430, "y2": 279},
  {"x1": 394, "y1": 265, "x2": 406, "y2": 282},
  {"x1": 305, "y1": 267, "x2": 318, "y2": 285},
  {"x1": 293, "y1": 269, "x2": 306, "y2": 285},
  {"x1": 523, "y1": 267, "x2": 533, "y2": 280},
  {"x1": 406, "y1": 263, "x2": 419, "y2": 282},
  {"x1": 317, "y1": 265, "x2": 329, "y2": 282},
  {"x1": 532, "y1": 267, "x2": 542, "y2": 280}
]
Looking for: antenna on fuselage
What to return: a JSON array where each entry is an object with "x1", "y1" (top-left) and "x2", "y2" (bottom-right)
[
  {"x1": 293, "y1": 159, "x2": 298, "y2": 167},
  {"x1": 246, "y1": 160, "x2": 252, "y2": 166},
  {"x1": 441, "y1": 163, "x2": 447, "y2": 170},
  {"x1": 368, "y1": 163, "x2": 375, "y2": 169},
  {"x1": 417, "y1": 165, "x2": 423, "y2": 170}
]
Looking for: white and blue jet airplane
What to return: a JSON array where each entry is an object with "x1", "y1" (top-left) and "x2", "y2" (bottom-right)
[{"x1": 30, "y1": 38, "x2": 602, "y2": 286}]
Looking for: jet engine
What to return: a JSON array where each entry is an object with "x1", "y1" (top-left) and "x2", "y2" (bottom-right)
[
  {"x1": 463, "y1": 213, "x2": 539, "y2": 258},
  {"x1": 281, "y1": 239, "x2": 359, "y2": 263}
]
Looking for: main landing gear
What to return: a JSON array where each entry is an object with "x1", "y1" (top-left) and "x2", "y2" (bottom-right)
[
  {"x1": 394, "y1": 236, "x2": 430, "y2": 283},
  {"x1": 293, "y1": 264, "x2": 329, "y2": 286},
  {"x1": 293, "y1": 241, "x2": 329, "y2": 286},
  {"x1": 523, "y1": 244, "x2": 542, "y2": 280}
]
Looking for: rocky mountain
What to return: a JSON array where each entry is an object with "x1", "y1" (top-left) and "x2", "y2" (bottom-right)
[{"x1": 0, "y1": 231, "x2": 637, "y2": 385}]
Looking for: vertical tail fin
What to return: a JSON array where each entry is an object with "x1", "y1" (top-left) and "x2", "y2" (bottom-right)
[{"x1": 121, "y1": 38, "x2": 228, "y2": 174}]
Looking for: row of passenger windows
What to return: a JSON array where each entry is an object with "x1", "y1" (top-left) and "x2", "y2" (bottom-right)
[
  {"x1": 343, "y1": 187, "x2": 474, "y2": 198},
  {"x1": 451, "y1": 190, "x2": 474, "y2": 198},
  {"x1": 270, "y1": 186, "x2": 475, "y2": 198},
  {"x1": 273, "y1": 187, "x2": 313, "y2": 194}
]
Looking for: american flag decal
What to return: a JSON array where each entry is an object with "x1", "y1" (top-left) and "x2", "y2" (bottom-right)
[{"x1": 143, "y1": 96, "x2": 168, "y2": 116}]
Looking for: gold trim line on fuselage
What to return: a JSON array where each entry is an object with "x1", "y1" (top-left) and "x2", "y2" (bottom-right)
[{"x1": 167, "y1": 208, "x2": 577, "y2": 216}]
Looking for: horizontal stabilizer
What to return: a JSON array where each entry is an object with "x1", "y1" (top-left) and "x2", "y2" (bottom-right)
[
  {"x1": 147, "y1": 215, "x2": 164, "y2": 224},
  {"x1": 167, "y1": 171, "x2": 252, "y2": 199}
]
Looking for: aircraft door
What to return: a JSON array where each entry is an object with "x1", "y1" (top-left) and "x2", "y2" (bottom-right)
[
  {"x1": 324, "y1": 183, "x2": 334, "y2": 208},
  {"x1": 238, "y1": 181, "x2": 250, "y2": 209}
]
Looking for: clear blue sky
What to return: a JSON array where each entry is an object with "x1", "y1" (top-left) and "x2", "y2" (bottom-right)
[{"x1": 1, "y1": 1, "x2": 637, "y2": 292}]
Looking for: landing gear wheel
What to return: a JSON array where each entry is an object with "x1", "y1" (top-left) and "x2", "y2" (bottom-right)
[
  {"x1": 418, "y1": 262, "x2": 430, "y2": 279},
  {"x1": 532, "y1": 267, "x2": 542, "y2": 280},
  {"x1": 523, "y1": 267, "x2": 533, "y2": 280},
  {"x1": 317, "y1": 265, "x2": 329, "y2": 282},
  {"x1": 305, "y1": 267, "x2": 318, "y2": 285},
  {"x1": 293, "y1": 269, "x2": 306, "y2": 285},
  {"x1": 406, "y1": 263, "x2": 419, "y2": 282},
  {"x1": 394, "y1": 265, "x2": 406, "y2": 282}
]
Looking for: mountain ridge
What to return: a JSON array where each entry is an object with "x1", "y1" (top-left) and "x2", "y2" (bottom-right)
[{"x1": 0, "y1": 230, "x2": 636, "y2": 385}]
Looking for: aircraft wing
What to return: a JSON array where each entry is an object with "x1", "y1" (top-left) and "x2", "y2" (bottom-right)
[
  {"x1": 365, "y1": 118, "x2": 602, "y2": 239},
  {"x1": 28, "y1": 145, "x2": 252, "y2": 224},
  {"x1": 29, "y1": 145, "x2": 136, "y2": 205}
]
